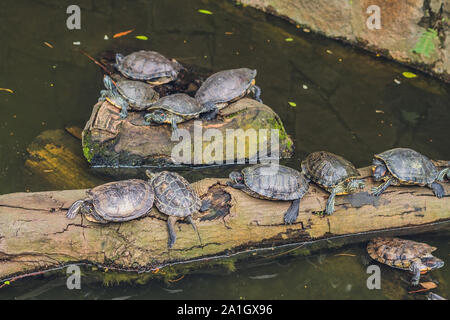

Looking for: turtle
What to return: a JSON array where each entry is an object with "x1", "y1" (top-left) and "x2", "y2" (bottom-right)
[
  {"x1": 367, "y1": 237, "x2": 444, "y2": 285},
  {"x1": 115, "y1": 50, "x2": 183, "y2": 85},
  {"x1": 195, "y1": 68, "x2": 262, "y2": 120},
  {"x1": 99, "y1": 75, "x2": 160, "y2": 119},
  {"x1": 66, "y1": 179, "x2": 154, "y2": 223},
  {"x1": 301, "y1": 151, "x2": 365, "y2": 215},
  {"x1": 146, "y1": 170, "x2": 211, "y2": 248},
  {"x1": 144, "y1": 93, "x2": 205, "y2": 137},
  {"x1": 227, "y1": 164, "x2": 309, "y2": 224},
  {"x1": 371, "y1": 148, "x2": 448, "y2": 198}
]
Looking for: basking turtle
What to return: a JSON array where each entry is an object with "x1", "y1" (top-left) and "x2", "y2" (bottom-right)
[
  {"x1": 367, "y1": 237, "x2": 444, "y2": 285},
  {"x1": 301, "y1": 151, "x2": 365, "y2": 215},
  {"x1": 371, "y1": 148, "x2": 448, "y2": 198},
  {"x1": 66, "y1": 179, "x2": 154, "y2": 223},
  {"x1": 144, "y1": 93, "x2": 205, "y2": 137},
  {"x1": 115, "y1": 50, "x2": 183, "y2": 85},
  {"x1": 146, "y1": 170, "x2": 210, "y2": 248},
  {"x1": 227, "y1": 164, "x2": 309, "y2": 224},
  {"x1": 99, "y1": 75, "x2": 159, "y2": 119},
  {"x1": 195, "y1": 68, "x2": 262, "y2": 120}
]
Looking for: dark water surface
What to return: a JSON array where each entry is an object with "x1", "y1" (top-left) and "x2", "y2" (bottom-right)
[{"x1": 0, "y1": 0, "x2": 449, "y2": 299}]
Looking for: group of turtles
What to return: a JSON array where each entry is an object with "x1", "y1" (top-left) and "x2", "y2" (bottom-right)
[
  {"x1": 68, "y1": 49, "x2": 449, "y2": 287},
  {"x1": 98, "y1": 50, "x2": 262, "y2": 136}
]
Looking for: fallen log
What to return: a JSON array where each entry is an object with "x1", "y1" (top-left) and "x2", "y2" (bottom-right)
[{"x1": 0, "y1": 166, "x2": 449, "y2": 282}]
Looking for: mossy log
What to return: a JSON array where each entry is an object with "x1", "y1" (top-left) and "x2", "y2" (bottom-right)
[
  {"x1": 82, "y1": 98, "x2": 294, "y2": 167},
  {"x1": 0, "y1": 166, "x2": 449, "y2": 281}
]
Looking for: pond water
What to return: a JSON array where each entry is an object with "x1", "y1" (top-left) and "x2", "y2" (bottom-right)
[{"x1": 0, "y1": 0, "x2": 449, "y2": 299}]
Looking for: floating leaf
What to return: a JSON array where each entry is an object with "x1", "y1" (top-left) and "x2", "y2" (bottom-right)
[
  {"x1": 326, "y1": 49, "x2": 333, "y2": 54},
  {"x1": 198, "y1": 9, "x2": 213, "y2": 15},
  {"x1": 44, "y1": 42, "x2": 53, "y2": 48},
  {"x1": 0, "y1": 88, "x2": 14, "y2": 94},
  {"x1": 224, "y1": 31, "x2": 233, "y2": 35},
  {"x1": 4, "y1": 281, "x2": 10, "y2": 285},
  {"x1": 288, "y1": 101, "x2": 297, "y2": 107},
  {"x1": 113, "y1": 29, "x2": 135, "y2": 38},
  {"x1": 402, "y1": 72, "x2": 417, "y2": 78},
  {"x1": 285, "y1": 38, "x2": 294, "y2": 42},
  {"x1": 136, "y1": 35, "x2": 149, "y2": 40},
  {"x1": 394, "y1": 79, "x2": 401, "y2": 85},
  {"x1": 413, "y1": 28, "x2": 438, "y2": 57},
  {"x1": 73, "y1": 41, "x2": 81, "y2": 46}
]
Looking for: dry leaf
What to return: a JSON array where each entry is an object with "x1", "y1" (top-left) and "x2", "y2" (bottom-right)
[
  {"x1": 0, "y1": 88, "x2": 14, "y2": 94},
  {"x1": 44, "y1": 42, "x2": 54, "y2": 48},
  {"x1": 420, "y1": 282, "x2": 437, "y2": 290}
]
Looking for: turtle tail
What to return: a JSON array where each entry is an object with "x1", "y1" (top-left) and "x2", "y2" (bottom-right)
[{"x1": 66, "y1": 200, "x2": 84, "y2": 219}]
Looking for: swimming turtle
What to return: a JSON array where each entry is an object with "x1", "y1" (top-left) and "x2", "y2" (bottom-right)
[
  {"x1": 144, "y1": 93, "x2": 205, "y2": 137},
  {"x1": 195, "y1": 68, "x2": 262, "y2": 120},
  {"x1": 371, "y1": 148, "x2": 448, "y2": 198},
  {"x1": 115, "y1": 50, "x2": 183, "y2": 85},
  {"x1": 301, "y1": 151, "x2": 365, "y2": 215},
  {"x1": 367, "y1": 237, "x2": 444, "y2": 285},
  {"x1": 99, "y1": 75, "x2": 159, "y2": 119},
  {"x1": 227, "y1": 164, "x2": 309, "y2": 224},
  {"x1": 146, "y1": 170, "x2": 210, "y2": 248},
  {"x1": 66, "y1": 179, "x2": 154, "y2": 223}
]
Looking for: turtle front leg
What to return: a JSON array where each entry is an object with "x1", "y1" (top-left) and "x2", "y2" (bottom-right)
[
  {"x1": 167, "y1": 216, "x2": 178, "y2": 248},
  {"x1": 429, "y1": 181, "x2": 445, "y2": 198},
  {"x1": 371, "y1": 177, "x2": 393, "y2": 197},
  {"x1": 410, "y1": 261, "x2": 422, "y2": 286},
  {"x1": 186, "y1": 215, "x2": 202, "y2": 247},
  {"x1": 325, "y1": 188, "x2": 337, "y2": 215},
  {"x1": 284, "y1": 198, "x2": 300, "y2": 224},
  {"x1": 250, "y1": 85, "x2": 263, "y2": 103},
  {"x1": 200, "y1": 102, "x2": 219, "y2": 121},
  {"x1": 437, "y1": 168, "x2": 449, "y2": 182},
  {"x1": 171, "y1": 118, "x2": 180, "y2": 139}
]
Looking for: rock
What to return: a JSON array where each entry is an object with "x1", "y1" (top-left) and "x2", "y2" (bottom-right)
[
  {"x1": 240, "y1": 0, "x2": 449, "y2": 82},
  {"x1": 82, "y1": 98, "x2": 294, "y2": 167}
]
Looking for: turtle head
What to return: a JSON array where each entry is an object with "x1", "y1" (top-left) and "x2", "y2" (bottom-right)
[
  {"x1": 115, "y1": 53, "x2": 125, "y2": 67},
  {"x1": 417, "y1": 256, "x2": 445, "y2": 273},
  {"x1": 229, "y1": 171, "x2": 244, "y2": 184},
  {"x1": 103, "y1": 75, "x2": 117, "y2": 92},
  {"x1": 347, "y1": 179, "x2": 365, "y2": 193},
  {"x1": 372, "y1": 158, "x2": 387, "y2": 181},
  {"x1": 145, "y1": 169, "x2": 156, "y2": 180},
  {"x1": 144, "y1": 110, "x2": 168, "y2": 124}
]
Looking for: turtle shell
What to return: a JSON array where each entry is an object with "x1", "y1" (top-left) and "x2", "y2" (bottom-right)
[
  {"x1": 147, "y1": 93, "x2": 204, "y2": 117},
  {"x1": 242, "y1": 164, "x2": 309, "y2": 200},
  {"x1": 116, "y1": 50, "x2": 182, "y2": 81},
  {"x1": 301, "y1": 151, "x2": 360, "y2": 189},
  {"x1": 367, "y1": 237, "x2": 436, "y2": 270},
  {"x1": 151, "y1": 171, "x2": 201, "y2": 217},
  {"x1": 195, "y1": 68, "x2": 256, "y2": 105},
  {"x1": 89, "y1": 179, "x2": 154, "y2": 222},
  {"x1": 116, "y1": 79, "x2": 159, "y2": 110},
  {"x1": 374, "y1": 148, "x2": 438, "y2": 185}
]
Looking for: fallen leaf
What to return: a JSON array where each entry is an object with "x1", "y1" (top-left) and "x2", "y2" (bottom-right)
[
  {"x1": 326, "y1": 49, "x2": 333, "y2": 54},
  {"x1": 104, "y1": 35, "x2": 109, "y2": 40},
  {"x1": 303, "y1": 28, "x2": 311, "y2": 33},
  {"x1": 302, "y1": 84, "x2": 308, "y2": 90},
  {"x1": 285, "y1": 38, "x2": 294, "y2": 42},
  {"x1": 113, "y1": 29, "x2": 135, "y2": 38},
  {"x1": 420, "y1": 282, "x2": 437, "y2": 290},
  {"x1": 136, "y1": 35, "x2": 149, "y2": 40},
  {"x1": 402, "y1": 71, "x2": 418, "y2": 78},
  {"x1": 0, "y1": 88, "x2": 14, "y2": 94},
  {"x1": 43, "y1": 169, "x2": 54, "y2": 173},
  {"x1": 288, "y1": 101, "x2": 297, "y2": 107},
  {"x1": 394, "y1": 79, "x2": 401, "y2": 85},
  {"x1": 44, "y1": 42, "x2": 53, "y2": 48},
  {"x1": 198, "y1": 9, "x2": 213, "y2": 15},
  {"x1": 73, "y1": 41, "x2": 81, "y2": 46},
  {"x1": 375, "y1": 110, "x2": 384, "y2": 113},
  {"x1": 224, "y1": 31, "x2": 233, "y2": 35},
  {"x1": 334, "y1": 253, "x2": 356, "y2": 257}
]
